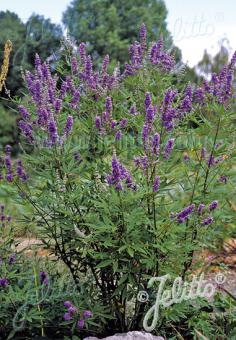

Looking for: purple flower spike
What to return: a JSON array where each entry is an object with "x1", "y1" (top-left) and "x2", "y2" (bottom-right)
[
  {"x1": 197, "y1": 203, "x2": 205, "y2": 215},
  {"x1": 18, "y1": 106, "x2": 30, "y2": 120},
  {"x1": 129, "y1": 41, "x2": 142, "y2": 68},
  {"x1": 39, "y1": 271, "x2": 49, "y2": 286},
  {"x1": 183, "y1": 153, "x2": 190, "y2": 161},
  {"x1": 105, "y1": 96, "x2": 113, "y2": 113},
  {"x1": 18, "y1": 121, "x2": 34, "y2": 143},
  {"x1": 77, "y1": 319, "x2": 85, "y2": 330},
  {"x1": 130, "y1": 104, "x2": 138, "y2": 115},
  {"x1": 0, "y1": 277, "x2": 9, "y2": 287},
  {"x1": 163, "y1": 138, "x2": 175, "y2": 159},
  {"x1": 142, "y1": 124, "x2": 149, "y2": 146},
  {"x1": 180, "y1": 96, "x2": 192, "y2": 113},
  {"x1": 194, "y1": 87, "x2": 205, "y2": 103},
  {"x1": 83, "y1": 310, "x2": 93, "y2": 319},
  {"x1": 144, "y1": 92, "x2": 152, "y2": 109},
  {"x1": 8, "y1": 253, "x2": 16, "y2": 265},
  {"x1": 120, "y1": 118, "x2": 128, "y2": 129},
  {"x1": 152, "y1": 133, "x2": 160, "y2": 156},
  {"x1": 4, "y1": 155, "x2": 11, "y2": 171},
  {"x1": 74, "y1": 152, "x2": 81, "y2": 162},
  {"x1": 79, "y1": 42, "x2": 87, "y2": 65},
  {"x1": 102, "y1": 55, "x2": 109, "y2": 75},
  {"x1": 95, "y1": 116, "x2": 102, "y2": 129},
  {"x1": 64, "y1": 115, "x2": 74, "y2": 136},
  {"x1": 153, "y1": 176, "x2": 160, "y2": 193},
  {"x1": 177, "y1": 204, "x2": 195, "y2": 223},
  {"x1": 71, "y1": 89, "x2": 80, "y2": 108},
  {"x1": 207, "y1": 154, "x2": 215, "y2": 167},
  {"x1": 71, "y1": 56, "x2": 78, "y2": 74},
  {"x1": 54, "y1": 99, "x2": 62, "y2": 114},
  {"x1": 68, "y1": 306, "x2": 77, "y2": 315},
  {"x1": 163, "y1": 88, "x2": 178, "y2": 106},
  {"x1": 34, "y1": 53, "x2": 42, "y2": 69},
  {"x1": 111, "y1": 120, "x2": 117, "y2": 129},
  {"x1": 63, "y1": 312, "x2": 72, "y2": 321},
  {"x1": 209, "y1": 200, "x2": 218, "y2": 211},
  {"x1": 229, "y1": 50, "x2": 236, "y2": 70},
  {"x1": 16, "y1": 160, "x2": 28, "y2": 181},
  {"x1": 85, "y1": 55, "x2": 93, "y2": 79},
  {"x1": 6, "y1": 173, "x2": 14, "y2": 182},
  {"x1": 161, "y1": 89, "x2": 178, "y2": 130},
  {"x1": 185, "y1": 84, "x2": 193, "y2": 98},
  {"x1": 48, "y1": 119, "x2": 58, "y2": 145},
  {"x1": 107, "y1": 156, "x2": 135, "y2": 191},
  {"x1": 150, "y1": 38, "x2": 163, "y2": 64},
  {"x1": 123, "y1": 63, "x2": 135, "y2": 77},
  {"x1": 201, "y1": 216, "x2": 214, "y2": 226},
  {"x1": 115, "y1": 182, "x2": 123, "y2": 191},
  {"x1": 115, "y1": 130, "x2": 122, "y2": 141},
  {"x1": 145, "y1": 105, "x2": 155, "y2": 124},
  {"x1": 140, "y1": 23, "x2": 147, "y2": 51},
  {"x1": 5, "y1": 145, "x2": 12, "y2": 155},
  {"x1": 219, "y1": 176, "x2": 227, "y2": 184},
  {"x1": 64, "y1": 301, "x2": 73, "y2": 308}
]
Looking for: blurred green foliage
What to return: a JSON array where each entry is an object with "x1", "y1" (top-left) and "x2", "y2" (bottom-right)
[{"x1": 0, "y1": 11, "x2": 63, "y2": 150}]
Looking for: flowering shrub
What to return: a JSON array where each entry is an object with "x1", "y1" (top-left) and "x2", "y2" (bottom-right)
[{"x1": 1, "y1": 24, "x2": 236, "y2": 338}]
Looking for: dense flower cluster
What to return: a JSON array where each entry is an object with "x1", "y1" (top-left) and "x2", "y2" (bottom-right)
[
  {"x1": 106, "y1": 155, "x2": 136, "y2": 191},
  {"x1": 149, "y1": 37, "x2": 175, "y2": 71},
  {"x1": 176, "y1": 204, "x2": 195, "y2": 223},
  {"x1": 63, "y1": 300, "x2": 92, "y2": 330},
  {"x1": 78, "y1": 43, "x2": 119, "y2": 94},
  {"x1": 0, "y1": 145, "x2": 27, "y2": 182},
  {"x1": 193, "y1": 51, "x2": 236, "y2": 106},
  {"x1": 160, "y1": 84, "x2": 194, "y2": 131},
  {"x1": 18, "y1": 55, "x2": 77, "y2": 146},
  {"x1": 94, "y1": 97, "x2": 132, "y2": 141},
  {"x1": 123, "y1": 24, "x2": 175, "y2": 77},
  {"x1": 174, "y1": 200, "x2": 218, "y2": 225}
]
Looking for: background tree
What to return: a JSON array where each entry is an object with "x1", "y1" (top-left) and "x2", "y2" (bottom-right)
[
  {"x1": 63, "y1": 0, "x2": 180, "y2": 64},
  {"x1": 196, "y1": 38, "x2": 231, "y2": 77},
  {"x1": 0, "y1": 11, "x2": 63, "y2": 99},
  {"x1": 0, "y1": 11, "x2": 63, "y2": 152},
  {"x1": 0, "y1": 11, "x2": 26, "y2": 98},
  {"x1": 24, "y1": 14, "x2": 63, "y2": 66}
]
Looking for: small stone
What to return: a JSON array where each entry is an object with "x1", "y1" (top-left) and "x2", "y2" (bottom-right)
[{"x1": 84, "y1": 331, "x2": 164, "y2": 340}]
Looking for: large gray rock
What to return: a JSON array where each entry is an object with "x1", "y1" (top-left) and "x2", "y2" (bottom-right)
[{"x1": 84, "y1": 331, "x2": 164, "y2": 340}]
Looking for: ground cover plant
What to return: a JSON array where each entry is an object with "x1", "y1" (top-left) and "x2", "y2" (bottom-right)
[{"x1": 1, "y1": 24, "x2": 236, "y2": 339}]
